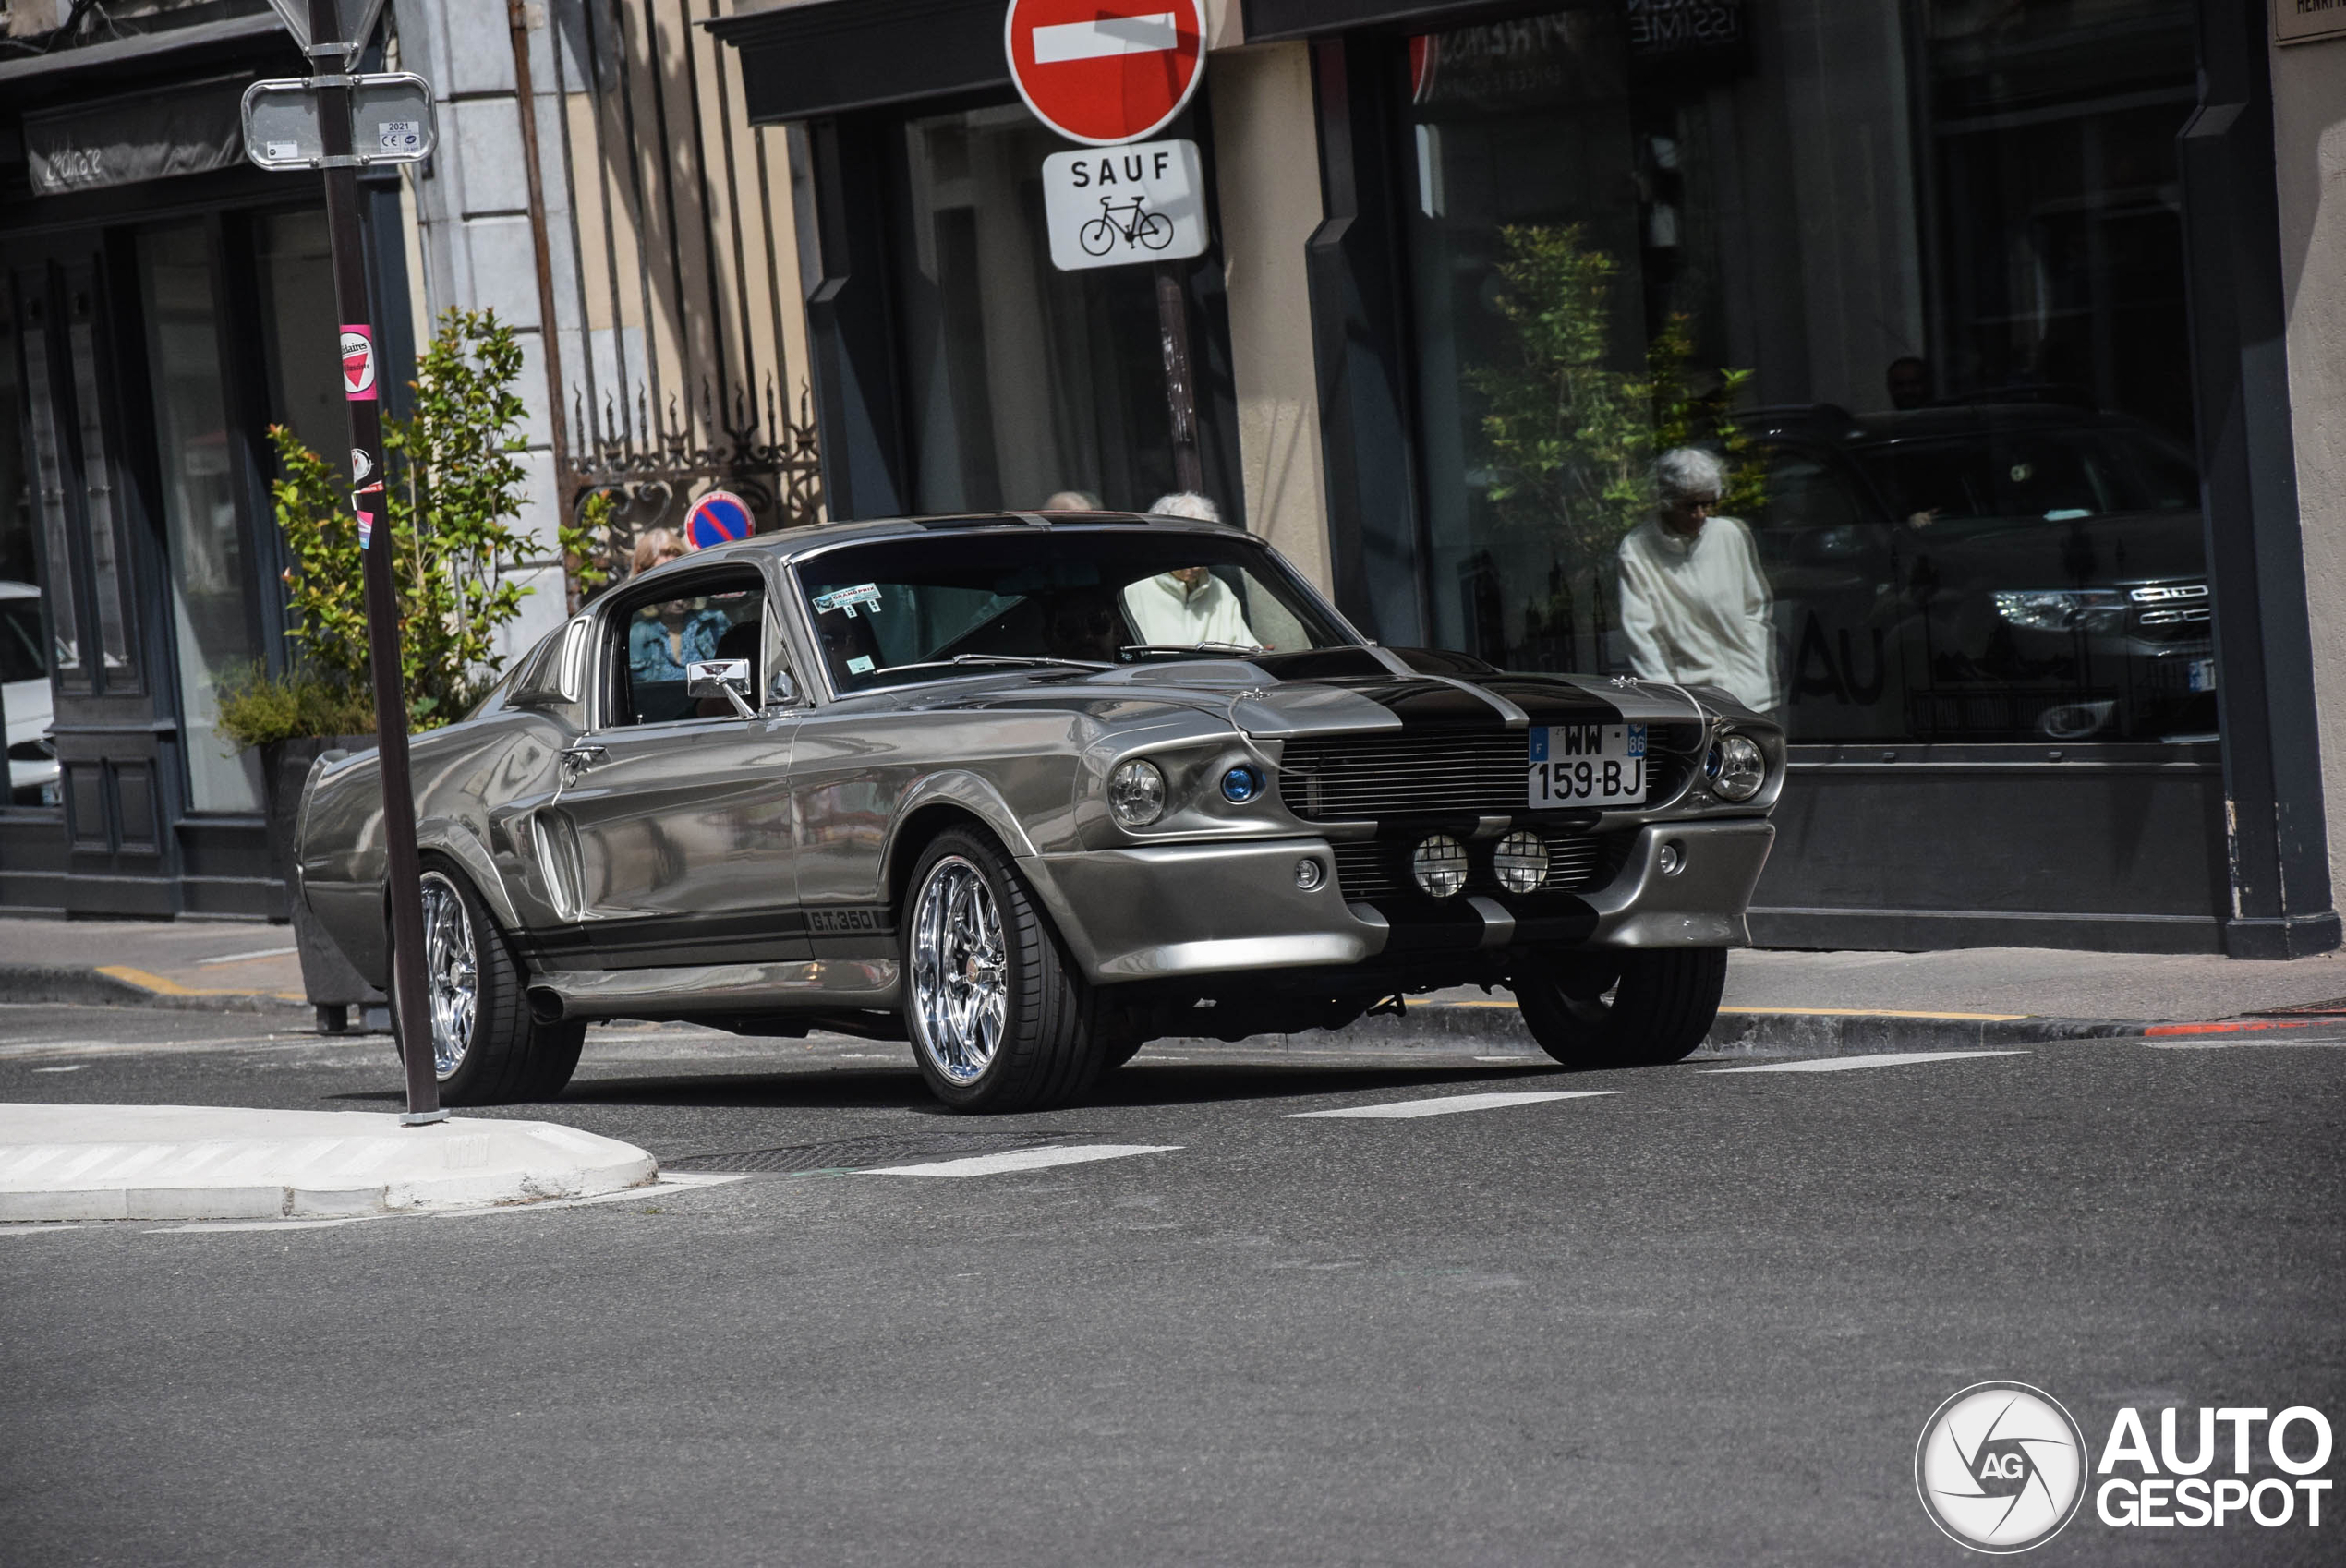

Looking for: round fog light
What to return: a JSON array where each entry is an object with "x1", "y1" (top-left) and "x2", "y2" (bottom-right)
[
  {"x1": 1294, "y1": 857, "x2": 1325, "y2": 890},
  {"x1": 1493, "y1": 829, "x2": 1549, "y2": 893},
  {"x1": 1221, "y1": 765, "x2": 1264, "y2": 803},
  {"x1": 1657, "y1": 840, "x2": 1685, "y2": 875},
  {"x1": 1411, "y1": 834, "x2": 1469, "y2": 899}
]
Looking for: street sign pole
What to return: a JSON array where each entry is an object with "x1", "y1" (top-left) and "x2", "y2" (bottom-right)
[{"x1": 306, "y1": 0, "x2": 442, "y2": 1125}]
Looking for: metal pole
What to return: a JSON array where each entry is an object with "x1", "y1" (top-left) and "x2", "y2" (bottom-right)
[
  {"x1": 1154, "y1": 259, "x2": 1205, "y2": 495},
  {"x1": 310, "y1": 0, "x2": 444, "y2": 1124}
]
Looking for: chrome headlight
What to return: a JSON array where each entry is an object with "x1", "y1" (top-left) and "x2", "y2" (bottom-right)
[
  {"x1": 1493, "y1": 829, "x2": 1549, "y2": 894},
  {"x1": 1411, "y1": 834, "x2": 1469, "y2": 899},
  {"x1": 1106, "y1": 758, "x2": 1167, "y2": 826},
  {"x1": 1992, "y1": 589, "x2": 2124, "y2": 633},
  {"x1": 1706, "y1": 735, "x2": 1766, "y2": 802}
]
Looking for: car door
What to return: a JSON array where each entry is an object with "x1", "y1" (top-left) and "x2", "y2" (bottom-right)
[{"x1": 550, "y1": 560, "x2": 805, "y2": 973}]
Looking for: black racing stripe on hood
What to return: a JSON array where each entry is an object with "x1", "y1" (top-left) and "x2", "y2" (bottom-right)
[
  {"x1": 1478, "y1": 677, "x2": 1629, "y2": 724},
  {"x1": 1323, "y1": 676, "x2": 1510, "y2": 728}
]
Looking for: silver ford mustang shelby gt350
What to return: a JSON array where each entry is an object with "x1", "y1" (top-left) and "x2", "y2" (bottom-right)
[{"x1": 296, "y1": 512, "x2": 1781, "y2": 1111}]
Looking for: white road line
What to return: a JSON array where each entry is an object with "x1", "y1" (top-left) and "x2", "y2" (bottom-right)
[
  {"x1": 1286, "y1": 1090, "x2": 1618, "y2": 1119},
  {"x1": 1705, "y1": 1050, "x2": 2028, "y2": 1074},
  {"x1": 195, "y1": 946, "x2": 299, "y2": 965},
  {"x1": 1032, "y1": 13, "x2": 1177, "y2": 64},
  {"x1": 861, "y1": 1143, "x2": 1179, "y2": 1177},
  {"x1": 30, "y1": 1064, "x2": 86, "y2": 1073}
]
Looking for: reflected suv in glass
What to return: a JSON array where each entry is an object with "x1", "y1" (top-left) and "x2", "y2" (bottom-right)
[{"x1": 1740, "y1": 404, "x2": 2211, "y2": 743}]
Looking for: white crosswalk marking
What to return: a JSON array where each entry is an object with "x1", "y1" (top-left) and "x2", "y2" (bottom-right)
[
  {"x1": 861, "y1": 1144, "x2": 1180, "y2": 1178},
  {"x1": 1286, "y1": 1091, "x2": 1618, "y2": 1119},
  {"x1": 1705, "y1": 1050, "x2": 2027, "y2": 1074}
]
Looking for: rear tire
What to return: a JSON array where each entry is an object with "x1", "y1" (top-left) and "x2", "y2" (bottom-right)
[
  {"x1": 1511, "y1": 947, "x2": 1727, "y2": 1068},
  {"x1": 901, "y1": 826, "x2": 1109, "y2": 1112},
  {"x1": 390, "y1": 866, "x2": 584, "y2": 1105}
]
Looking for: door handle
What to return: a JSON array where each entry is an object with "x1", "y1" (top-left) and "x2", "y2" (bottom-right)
[{"x1": 559, "y1": 743, "x2": 609, "y2": 781}]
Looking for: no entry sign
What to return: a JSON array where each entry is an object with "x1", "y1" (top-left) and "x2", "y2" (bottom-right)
[{"x1": 1004, "y1": 0, "x2": 1207, "y2": 147}]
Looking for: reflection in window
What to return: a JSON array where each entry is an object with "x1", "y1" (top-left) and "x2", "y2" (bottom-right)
[
  {"x1": 893, "y1": 106, "x2": 1240, "y2": 517},
  {"x1": 141, "y1": 224, "x2": 263, "y2": 812},
  {"x1": 1399, "y1": 0, "x2": 2207, "y2": 743}
]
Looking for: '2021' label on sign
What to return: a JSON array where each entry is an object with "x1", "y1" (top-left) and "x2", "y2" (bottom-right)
[{"x1": 1529, "y1": 722, "x2": 1646, "y2": 806}]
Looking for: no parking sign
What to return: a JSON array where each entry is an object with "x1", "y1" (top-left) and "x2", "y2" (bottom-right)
[{"x1": 684, "y1": 489, "x2": 756, "y2": 549}]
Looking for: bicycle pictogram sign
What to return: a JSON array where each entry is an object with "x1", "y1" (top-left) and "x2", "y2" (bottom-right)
[{"x1": 1079, "y1": 194, "x2": 1176, "y2": 257}]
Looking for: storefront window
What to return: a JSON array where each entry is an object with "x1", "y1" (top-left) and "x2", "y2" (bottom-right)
[
  {"x1": 1402, "y1": 0, "x2": 2207, "y2": 744},
  {"x1": 892, "y1": 104, "x2": 1239, "y2": 518},
  {"x1": 139, "y1": 224, "x2": 262, "y2": 814},
  {"x1": 255, "y1": 210, "x2": 344, "y2": 465}
]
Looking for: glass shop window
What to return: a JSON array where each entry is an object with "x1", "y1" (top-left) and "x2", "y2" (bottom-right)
[
  {"x1": 890, "y1": 104, "x2": 1241, "y2": 519},
  {"x1": 1400, "y1": 0, "x2": 2209, "y2": 744},
  {"x1": 611, "y1": 573, "x2": 765, "y2": 726}
]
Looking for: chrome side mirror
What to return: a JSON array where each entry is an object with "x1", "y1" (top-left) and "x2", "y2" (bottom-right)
[{"x1": 686, "y1": 658, "x2": 757, "y2": 719}]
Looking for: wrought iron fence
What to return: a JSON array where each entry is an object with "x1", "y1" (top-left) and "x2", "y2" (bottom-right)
[{"x1": 545, "y1": 0, "x2": 821, "y2": 575}]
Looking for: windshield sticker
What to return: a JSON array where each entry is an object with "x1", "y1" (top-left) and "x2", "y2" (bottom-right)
[
  {"x1": 813, "y1": 584, "x2": 884, "y2": 619},
  {"x1": 846, "y1": 655, "x2": 876, "y2": 675}
]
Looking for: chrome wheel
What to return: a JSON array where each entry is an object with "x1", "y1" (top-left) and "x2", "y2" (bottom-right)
[
  {"x1": 909, "y1": 854, "x2": 1009, "y2": 1085},
  {"x1": 418, "y1": 872, "x2": 478, "y2": 1078}
]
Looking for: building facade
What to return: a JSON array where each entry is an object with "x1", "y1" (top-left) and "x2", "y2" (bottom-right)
[
  {"x1": 713, "y1": 0, "x2": 2346, "y2": 958},
  {"x1": 0, "y1": 0, "x2": 810, "y2": 922}
]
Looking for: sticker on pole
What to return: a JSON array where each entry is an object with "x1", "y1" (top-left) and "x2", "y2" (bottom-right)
[
  {"x1": 684, "y1": 489, "x2": 756, "y2": 549},
  {"x1": 1041, "y1": 138, "x2": 1207, "y2": 271},
  {"x1": 1004, "y1": 0, "x2": 1207, "y2": 147},
  {"x1": 341, "y1": 326, "x2": 377, "y2": 400}
]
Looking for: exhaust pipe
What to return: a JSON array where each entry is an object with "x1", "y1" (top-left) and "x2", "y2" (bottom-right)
[{"x1": 526, "y1": 986, "x2": 568, "y2": 1025}]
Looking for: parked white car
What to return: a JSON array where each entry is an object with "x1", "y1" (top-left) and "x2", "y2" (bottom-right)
[{"x1": 1, "y1": 581, "x2": 58, "y2": 808}]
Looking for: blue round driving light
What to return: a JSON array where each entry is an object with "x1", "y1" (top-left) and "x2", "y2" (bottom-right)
[{"x1": 1220, "y1": 765, "x2": 1264, "y2": 804}]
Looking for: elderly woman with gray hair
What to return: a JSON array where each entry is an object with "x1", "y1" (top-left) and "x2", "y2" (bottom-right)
[{"x1": 1615, "y1": 447, "x2": 1780, "y2": 713}]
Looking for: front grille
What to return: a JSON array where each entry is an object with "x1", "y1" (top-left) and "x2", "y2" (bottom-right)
[
  {"x1": 1331, "y1": 828, "x2": 1629, "y2": 902},
  {"x1": 1280, "y1": 729, "x2": 1527, "y2": 820},
  {"x1": 1280, "y1": 724, "x2": 1697, "y2": 821}
]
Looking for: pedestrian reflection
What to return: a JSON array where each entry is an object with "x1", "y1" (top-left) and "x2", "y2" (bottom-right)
[{"x1": 1617, "y1": 448, "x2": 1779, "y2": 715}]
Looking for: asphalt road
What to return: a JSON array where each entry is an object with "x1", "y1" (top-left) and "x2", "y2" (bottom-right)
[{"x1": 3, "y1": 1002, "x2": 2341, "y2": 1566}]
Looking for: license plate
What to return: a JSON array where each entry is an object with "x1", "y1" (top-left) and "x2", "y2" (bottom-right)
[{"x1": 1529, "y1": 722, "x2": 1646, "y2": 807}]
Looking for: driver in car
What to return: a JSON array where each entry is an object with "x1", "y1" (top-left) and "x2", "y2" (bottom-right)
[{"x1": 1120, "y1": 492, "x2": 1261, "y2": 649}]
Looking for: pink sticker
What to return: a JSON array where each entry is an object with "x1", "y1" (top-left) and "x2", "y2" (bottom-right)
[
  {"x1": 340, "y1": 325, "x2": 377, "y2": 401},
  {"x1": 357, "y1": 510, "x2": 375, "y2": 549}
]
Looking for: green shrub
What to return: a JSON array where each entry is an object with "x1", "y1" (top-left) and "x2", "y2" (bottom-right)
[{"x1": 214, "y1": 662, "x2": 377, "y2": 753}]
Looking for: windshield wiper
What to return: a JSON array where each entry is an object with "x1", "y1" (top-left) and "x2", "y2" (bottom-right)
[
  {"x1": 866, "y1": 654, "x2": 1111, "y2": 680},
  {"x1": 1118, "y1": 642, "x2": 1266, "y2": 658}
]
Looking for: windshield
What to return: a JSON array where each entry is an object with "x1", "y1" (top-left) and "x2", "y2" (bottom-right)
[
  {"x1": 1851, "y1": 424, "x2": 2197, "y2": 528},
  {"x1": 794, "y1": 528, "x2": 1355, "y2": 693}
]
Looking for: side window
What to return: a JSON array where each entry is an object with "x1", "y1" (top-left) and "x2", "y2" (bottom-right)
[{"x1": 609, "y1": 571, "x2": 766, "y2": 726}]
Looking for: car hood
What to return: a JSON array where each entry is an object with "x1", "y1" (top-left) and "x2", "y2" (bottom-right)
[
  {"x1": 845, "y1": 649, "x2": 1745, "y2": 738},
  {"x1": 1905, "y1": 509, "x2": 2207, "y2": 589}
]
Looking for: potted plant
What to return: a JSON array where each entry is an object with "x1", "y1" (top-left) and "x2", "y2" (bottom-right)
[{"x1": 218, "y1": 308, "x2": 603, "y2": 1029}]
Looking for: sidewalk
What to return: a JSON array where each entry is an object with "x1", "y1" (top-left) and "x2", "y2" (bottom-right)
[
  {"x1": 0, "y1": 1104, "x2": 657, "y2": 1223},
  {"x1": 0, "y1": 915, "x2": 304, "y2": 1012},
  {"x1": 7, "y1": 914, "x2": 2346, "y2": 1047}
]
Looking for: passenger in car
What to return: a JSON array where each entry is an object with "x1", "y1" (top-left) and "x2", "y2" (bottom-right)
[{"x1": 1121, "y1": 492, "x2": 1261, "y2": 648}]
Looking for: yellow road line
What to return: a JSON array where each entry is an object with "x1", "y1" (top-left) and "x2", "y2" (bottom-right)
[{"x1": 96, "y1": 966, "x2": 305, "y2": 1004}]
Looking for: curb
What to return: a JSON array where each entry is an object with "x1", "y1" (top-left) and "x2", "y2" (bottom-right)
[
  {"x1": 0, "y1": 964, "x2": 306, "y2": 1016},
  {"x1": 0, "y1": 1104, "x2": 658, "y2": 1224},
  {"x1": 1358, "y1": 1000, "x2": 2336, "y2": 1057}
]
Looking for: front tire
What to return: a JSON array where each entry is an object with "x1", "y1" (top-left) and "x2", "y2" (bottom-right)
[
  {"x1": 902, "y1": 827, "x2": 1108, "y2": 1112},
  {"x1": 1511, "y1": 947, "x2": 1727, "y2": 1069}
]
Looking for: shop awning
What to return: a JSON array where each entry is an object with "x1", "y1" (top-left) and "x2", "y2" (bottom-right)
[{"x1": 707, "y1": 0, "x2": 1012, "y2": 123}]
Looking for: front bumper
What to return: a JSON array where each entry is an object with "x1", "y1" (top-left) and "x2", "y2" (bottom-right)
[{"x1": 1031, "y1": 818, "x2": 1776, "y2": 983}]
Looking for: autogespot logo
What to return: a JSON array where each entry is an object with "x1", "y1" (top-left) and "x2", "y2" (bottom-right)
[{"x1": 1915, "y1": 1382, "x2": 2088, "y2": 1552}]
